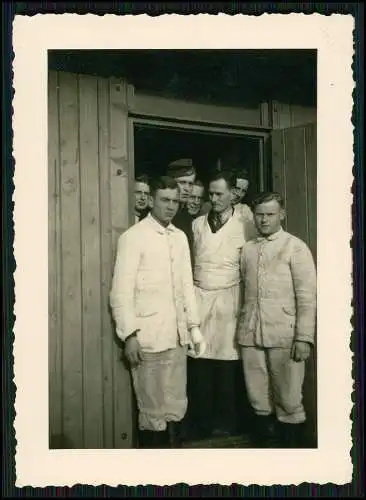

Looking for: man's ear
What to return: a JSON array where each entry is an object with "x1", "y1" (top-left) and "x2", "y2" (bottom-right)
[
  {"x1": 280, "y1": 208, "x2": 286, "y2": 221},
  {"x1": 148, "y1": 195, "x2": 154, "y2": 209}
]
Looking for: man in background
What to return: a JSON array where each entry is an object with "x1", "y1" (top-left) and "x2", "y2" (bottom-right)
[
  {"x1": 166, "y1": 159, "x2": 197, "y2": 266},
  {"x1": 134, "y1": 174, "x2": 151, "y2": 223},
  {"x1": 187, "y1": 180, "x2": 205, "y2": 218},
  {"x1": 110, "y1": 176, "x2": 206, "y2": 449},
  {"x1": 237, "y1": 192, "x2": 317, "y2": 448}
]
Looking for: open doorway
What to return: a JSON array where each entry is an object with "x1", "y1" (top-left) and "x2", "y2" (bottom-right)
[
  {"x1": 132, "y1": 122, "x2": 268, "y2": 448},
  {"x1": 133, "y1": 123, "x2": 266, "y2": 208}
]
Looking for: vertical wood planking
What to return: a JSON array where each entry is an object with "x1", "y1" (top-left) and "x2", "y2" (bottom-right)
[
  {"x1": 48, "y1": 71, "x2": 63, "y2": 447},
  {"x1": 304, "y1": 122, "x2": 318, "y2": 444},
  {"x1": 305, "y1": 123, "x2": 317, "y2": 259},
  {"x1": 98, "y1": 77, "x2": 115, "y2": 449},
  {"x1": 283, "y1": 127, "x2": 308, "y2": 243},
  {"x1": 78, "y1": 75, "x2": 104, "y2": 448},
  {"x1": 109, "y1": 78, "x2": 134, "y2": 448},
  {"x1": 271, "y1": 130, "x2": 287, "y2": 230},
  {"x1": 59, "y1": 72, "x2": 84, "y2": 448}
]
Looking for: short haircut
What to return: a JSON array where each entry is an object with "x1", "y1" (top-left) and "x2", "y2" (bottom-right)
[
  {"x1": 193, "y1": 179, "x2": 204, "y2": 189},
  {"x1": 236, "y1": 168, "x2": 249, "y2": 181},
  {"x1": 251, "y1": 191, "x2": 285, "y2": 210},
  {"x1": 209, "y1": 169, "x2": 237, "y2": 190},
  {"x1": 150, "y1": 175, "x2": 179, "y2": 197},
  {"x1": 135, "y1": 174, "x2": 150, "y2": 185}
]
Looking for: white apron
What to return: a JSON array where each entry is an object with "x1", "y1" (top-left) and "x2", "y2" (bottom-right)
[{"x1": 191, "y1": 212, "x2": 246, "y2": 360}]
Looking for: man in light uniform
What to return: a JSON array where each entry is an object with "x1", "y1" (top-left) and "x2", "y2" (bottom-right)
[
  {"x1": 187, "y1": 180, "x2": 205, "y2": 218},
  {"x1": 110, "y1": 176, "x2": 206, "y2": 449},
  {"x1": 237, "y1": 192, "x2": 317, "y2": 448},
  {"x1": 187, "y1": 170, "x2": 247, "y2": 439},
  {"x1": 133, "y1": 174, "x2": 151, "y2": 223}
]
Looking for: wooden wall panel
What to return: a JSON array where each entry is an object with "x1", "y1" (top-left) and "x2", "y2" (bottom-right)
[
  {"x1": 109, "y1": 78, "x2": 134, "y2": 449},
  {"x1": 49, "y1": 71, "x2": 134, "y2": 449},
  {"x1": 283, "y1": 126, "x2": 309, "y2": 244},
  {"x1": 271, "y1": 122, "x2": 317, "y2": 446},
  {"x1": 271, "y1": 100, "x2": 316, "y2": 129},
  {"x1": 131, "y1": 91, "x2": 263, "y2": 128},
  {"x1": 48, "y1": 71, "x2": 63, "y2": 448},
  {"x1": 78, "y1": 74, "x2": 104, "y2": 448},
  {"x1": 98, "y1": 78, "x2": 115, "y2": 449},
  {"x1": 58, "y1": 72, "x2": 84, "y2": 448}
]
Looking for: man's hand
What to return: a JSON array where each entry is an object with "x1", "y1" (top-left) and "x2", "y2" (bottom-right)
[
  {"x1": 124, "y1": 335, "x2": 143, "y2": 367},
  {"x1": 291, "y1": 341, "x2": 311, "y2": 362},
  {"x1": 189, "y1": 327, "x2": 207, "y2": 358}
]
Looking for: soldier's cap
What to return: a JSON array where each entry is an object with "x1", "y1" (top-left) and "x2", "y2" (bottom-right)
[{"x1": 166, "y1": 158, "x2": 196, "y2": 178}]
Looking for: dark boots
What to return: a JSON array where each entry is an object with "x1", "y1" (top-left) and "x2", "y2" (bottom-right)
[
  {"x1": 167, "y1": 421, "x2": 183, "y2": 448},
  {"x1": 138, "y1": 430, "x2": 169, "y2": 449},
  {"x1": 251, "y1": 415, "x2": 277, "y2": 448},
  {"x1": 138, "y1": 422, "x2": 183, "y2": 449},
  {"x1": 277, "y1": 422, "x2": 307, "y2": 448}
]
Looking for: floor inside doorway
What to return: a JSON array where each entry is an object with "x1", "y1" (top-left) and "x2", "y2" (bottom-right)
[{"x1": 182, "y1": 433, "x2": 253, "y2": 449}]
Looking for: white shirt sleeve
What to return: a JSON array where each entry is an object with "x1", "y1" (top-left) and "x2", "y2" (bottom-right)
[
  {"x1": 179, "y1": 233, "x2": 200, "y2": 330},
  {"x1": 109, "y1": 230, "x2": 141, "y2": 341}
]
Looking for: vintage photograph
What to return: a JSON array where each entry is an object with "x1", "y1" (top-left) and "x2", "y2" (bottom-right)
[{"x1": 47, "y1": 49, "x2": 317, "y2": 451}]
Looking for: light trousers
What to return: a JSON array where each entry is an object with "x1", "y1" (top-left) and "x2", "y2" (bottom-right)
[
  {"x1": 131, "y1": 345, "x2": 187, "y2": 431},
  {"x1": 241, "y1": 346, "x2": 306, "y2": 424}
]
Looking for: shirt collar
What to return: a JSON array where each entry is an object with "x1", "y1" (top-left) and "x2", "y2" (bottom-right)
[
  {"x1": 146, "y1": 213, "x2": 176, "y2": 235},
  {"x1": 256, "y1": 227, "x2": 285, "y2": 242}
]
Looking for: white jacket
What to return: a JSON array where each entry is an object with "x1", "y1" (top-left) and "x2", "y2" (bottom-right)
[{"x1": 110, "y1": 214, "x2": 200, "y2": 353}]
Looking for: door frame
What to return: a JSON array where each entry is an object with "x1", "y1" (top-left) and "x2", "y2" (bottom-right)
[{"x1": 127, "y1": 115, "x2": 272, "y2": 225}]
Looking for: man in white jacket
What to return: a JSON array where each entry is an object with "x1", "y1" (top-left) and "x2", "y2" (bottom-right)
[{"x1": 110, "y1": 175, "x2": 206, "y2": 448}]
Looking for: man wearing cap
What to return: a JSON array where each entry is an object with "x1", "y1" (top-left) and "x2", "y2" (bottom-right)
[
  {"x1": 166, "y1": 159, "x2": 197, "y2": 266},
  {"x1": 110, "y1": 175, "x2": 206, "y2": 449}
]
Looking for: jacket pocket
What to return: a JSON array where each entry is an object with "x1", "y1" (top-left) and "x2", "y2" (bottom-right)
[
  {"x1": 282, "y1": 304, "x2": 296, "y2": 316},
  {"x1": 136, "y1": 313, "x2": 160, "y2": 350}
]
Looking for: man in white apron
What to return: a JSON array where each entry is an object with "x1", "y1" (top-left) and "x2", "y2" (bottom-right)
[
  {"x1": 237, "y1": 192, "x2": 317, "y2": 448},
  {"x1": 186, "y1": 169, "x2": 247, "y2": 439},
  {"x1": 110, "y1": 176, "x2": 206, "y2": 448}
]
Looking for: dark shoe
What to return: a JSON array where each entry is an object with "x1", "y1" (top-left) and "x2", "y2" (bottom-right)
[
  {"x1": 277, "y1": 422, "x2": 306, "y2": 448},
  {"x1": 251, "y1": 415, "x2": 277, "y2": 448},
  {"x1": 167, "y1": 422, "x2": 183, "y2": 448},
  {"x1": 138, "y1": 430, "x2": 169, "y2": 449}
]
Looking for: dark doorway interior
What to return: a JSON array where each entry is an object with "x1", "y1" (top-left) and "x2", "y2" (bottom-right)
[
  {"x1": 133, "y1": 123, "x2": 263, "y2": 448},
  {"x1": 134, "y1": 124, "x2": 262, "y2": 206}
]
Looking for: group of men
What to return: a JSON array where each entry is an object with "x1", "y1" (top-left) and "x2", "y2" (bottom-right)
[{"x1": 110, "y1": 158, "x2": 317, "y2": 450}]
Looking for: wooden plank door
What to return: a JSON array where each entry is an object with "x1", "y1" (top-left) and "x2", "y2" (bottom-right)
[{"x1": 271, "y1": 122, "x2": 317, "y2": 445}]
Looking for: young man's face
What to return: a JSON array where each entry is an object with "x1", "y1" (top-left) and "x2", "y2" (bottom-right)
[
  {"x1": 150, "y1": 188, "x2": 180, "y2": 225},
  {"x1": 209, "y1": 179, "x2": 232, "y2": 214},
  {"x1": 254, "y1": 199, "x2": 285, "y2": 236},
  {"x1": 134, "y1": 181, "x2": 150, "y2": 212},
  {"x1": 187, "y1": 185, "x2": 204, "y2": 216},
  {"x1": 231, "y1": 178, "x2": 249, "y2": 205},
  {"x1": 175, "y1": 173, "x2": 196, "y2": 203}
]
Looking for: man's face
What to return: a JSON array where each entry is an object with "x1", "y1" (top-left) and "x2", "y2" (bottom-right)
[
  {"x1": 231, "y1": 178, "x2": 249, "y2": 205},
  {"x1": 134, "y1": 182, "x2": 150, "y2": 212},
  {"x1": 175, "y1": 173, "x2": 196, "y2": 203},
  {"x1": 187, "y1": 185, "x2": 204, "y2": 216},
  {"x1": 209, "y1": 179, "x2": 232, "y2": 214},
  {"x1": 254, "y1": 199, "x2": 285, "y2": 236},
  {"x1": 150, "y1": 188, "x2": 180, "y2": 225}
]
